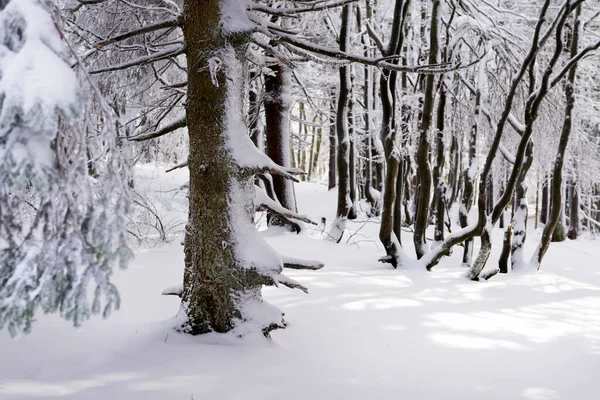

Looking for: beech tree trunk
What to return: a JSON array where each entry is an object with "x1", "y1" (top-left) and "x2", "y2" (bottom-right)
[
  {"x1": 413, "y1": 0, "x2": 439, "y2": 259},
  {"x1": 329, "y1": 4, "x2": 352, "y2": 241}
]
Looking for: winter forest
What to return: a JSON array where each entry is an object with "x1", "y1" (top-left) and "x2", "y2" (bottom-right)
[{"x1": 1, "y1": 0, "x2": 600, "y2": 398}]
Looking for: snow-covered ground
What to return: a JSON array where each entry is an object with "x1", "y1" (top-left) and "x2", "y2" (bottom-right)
[{"x1": 1, "y1": 168, "x2": 599, "y2": 400}]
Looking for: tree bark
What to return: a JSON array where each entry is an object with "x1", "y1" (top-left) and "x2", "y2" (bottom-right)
[
  {"x1": 328, "y1": 91, "x2": 337, "y2": 190},
  {"x1": 181, "y1": 0, "x2": 283, "y2": 335},
  {"x1": 265, "y1": 64, "x2": 297, "y2": 212},
  {"x1": 568, "y1": 175, "x2": 579, "y2": 239},
  {"x1": 329, "y1": 4, "x2": 352, "y2": 241},
  {"x1": 532, "y1": 4, "x2": 581, "y2": 267},
  {"x1": 413, "y1": 0, "x2": 440, "y2": 259}
]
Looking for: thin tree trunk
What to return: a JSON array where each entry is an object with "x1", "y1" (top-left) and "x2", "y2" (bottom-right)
[
  {"x1": 532, "y1": 5, "x2": 581, "y2": 267},
  {"x1": 413, "y1": 0, "x2": 440, "y2": 259},
  {"x1": 329, "y1": 4, "x2": 352, "y2": 241},
  {"x1": 328, "y1": 91, "x2": 337, "y2": 190},
  {"x1": 348, "y1": 79, "x2": 358, "y2": 219},
  {"x1": 568, "y1": 174, "x2": 579, "y2": 239}
]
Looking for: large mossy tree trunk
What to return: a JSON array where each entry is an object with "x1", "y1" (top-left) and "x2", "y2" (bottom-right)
[{"x1": 180, "y1": 0, "x2": 283, "y2": 335}]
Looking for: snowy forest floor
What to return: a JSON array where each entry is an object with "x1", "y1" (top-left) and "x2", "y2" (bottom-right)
[{"x1": 1, "y1": 166, "x2": 599, "y2": 400}]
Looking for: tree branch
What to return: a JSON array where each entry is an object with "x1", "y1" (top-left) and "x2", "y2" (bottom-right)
[
  {"x1": 93, "y1": 17, "x2": 182, "y2": 48},
  {"x1": 128, "y1": 116, "x2": 186, "y2": 142},
  {"x1": 89, "y1": 45, "x2": 185, "y2": 75}
]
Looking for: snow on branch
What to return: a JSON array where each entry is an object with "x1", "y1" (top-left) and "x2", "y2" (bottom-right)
[
  {"x1": 276, "y1": 274, "x2": 309, "y2": 294},
  {"x1": 129, "y1": 116, "x2": 186, "y2": 142},
  {"x1": 255, "y1": 186, "x2": 317, "y2": 225},
  {"x1": 272, "y1": 31, "x2": 484, "y2": 74},
  {"x1": 249, "y1": 0, "x2": 358, "y2": 16},
  {"x1": 89, "y1": 45, "x2": 184, "y2": 74},
  {"x1": 92, "y1": 16, "x2": 182, "y2": 48},
  {"x1": 162, "y1": 285, "x2": 183, "y2": 297}
]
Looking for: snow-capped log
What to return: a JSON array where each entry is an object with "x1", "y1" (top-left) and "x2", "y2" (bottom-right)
[{"x1": 281, "y1": 256, "x2": 324, "y2": 271}]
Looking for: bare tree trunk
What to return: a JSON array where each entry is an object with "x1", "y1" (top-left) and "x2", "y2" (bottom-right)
[
  {"x1": 459, "y1": 78, "x2": 480, "y2": 268},
  {"x1": 541, "y1": 173, "x2": 549, "y2": 224},
  {"x1": 568, "y1": 174, "x2": 579, "y2": 239},
  {"x1": 432, "y1": 79, "x2": 447, "y2": 243},
  {"x1": 348, "y1": 79, "x2": 358, "y2": 220},
  {"x1": 329, "y1": 4, "x2": 352, "y2": 241},
  {"x1": 328, "y1": 91, "x2": 336, "y2": 190},
  {"x1": 308, "y1": 114, "x2": 323, "y2": 182},
  {"x1": 248, "y1": 71, "x2": 262, "y2": 150},
  {"x1": 511, "y1": 142, "x2": 534, "y2": 269},
  {"x1": 358, "y1": 3, "x2": 378, "y2": 216},
  {"x1": 378, "y1": 0, "x2": 411, "y2": 265},
  {"x1": 265, "y1": 64, "x2": 297, "y2": 212},
  {"x1": 413, "y1": 0, "x2": 440, "y2": 259},
  {"x1": 532, "y1": 5, "x2": 581, "y2": 267}
]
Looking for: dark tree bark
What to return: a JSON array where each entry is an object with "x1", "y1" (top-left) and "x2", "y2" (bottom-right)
[
  {"x1": 329, "y1": 4, "x2": 353, "y2": 241},
  {"x1": 413, "y1": 0, "x2": 440, "y2": 259},
  {"x1": 432, "y1": 79, "x2": 447, "y2": 243},
  {"x1": 348, "y1": 79, "x2": 358, "y2": 220},
  {"x1": 541, "y1": 173, "x2": 549, "y2": 224},
  {"x1": 567, "y1": 177, "x2": 579, "y2": 239},
  {"x1": 248, "y1": 71, "x2": 262, "y2": 150},
  {"x1": 181, "y1": 0, "x2": 282, "y2": 335},
  {"x1": 529, "y1": 5, "x2": 581, "y2": 267},
  {"x1": 265, "y1": 64, "x2": 297, "y2": 212},
  {"x1": 378, "y1": 0, "x2": 411, "y2": 266},
  {"x1": 328, "y1": 91, "x2": 337, "y2": 190}
]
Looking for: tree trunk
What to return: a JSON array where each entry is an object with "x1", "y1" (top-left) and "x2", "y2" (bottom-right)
[
  {"x1": 309, "y1": 114, "x2": 322, "y2": 182},
  {"x1": 568, "y1": 175, "x2": 579, "y2": 239},
  {"x1": 329, "y1": 4, "x2": 352, "y2": 241},
  {"x1": 265, "y1": 64, "x2": 297, "y2": 212},
  {"x1": 541, "y1": 173, "x2": 549, "y2": 224},
  {"x1": 348, "y1": 80, "x2": 358, "y2": 220},
  {"x1": 511, "y1": 142, "x2": 534, "y2": 269},
  {"x1": 413, "y1": 0, "x2": 440, "y2": 259},
  {"x1": 459, "y1": 77, "x2": 480, "y2": 268},
  {"x1": 328, "y1": 91, "x2": 337, "y2": 190},
  {"x1": 531, "y1": 4, "x2": 581, "y2": 267},
  {"x1": 432, "y1": 79, "x2": 447, "y2": 243},
  {"x1": 180, "y1": 0, "x2": 284, "y2": 335}
]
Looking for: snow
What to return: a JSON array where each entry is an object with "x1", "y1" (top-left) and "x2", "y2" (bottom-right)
[{"x1": 2, "y1": 175, "x2": 600, "y2": 399}]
